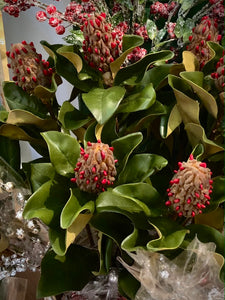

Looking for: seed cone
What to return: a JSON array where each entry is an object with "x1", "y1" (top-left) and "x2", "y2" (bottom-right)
[
  {"x1": 166, "y1": 154, "x2": 213, "y2": 218},
  {"x1": 71, "y1": 141, "x2": 117, "y2": 194},
  {"x1": 187, "y1": 16, "x2": 221, "y2": 69},
  {"x1": 211, "y1": 55, "x2": 224, "y2": 92},
  {"x1": 81, "y1": 13, "x2": 121, "y2": 86},
  {"x1": 7, "y1": 41, "x2": 52, "y2": 94}
]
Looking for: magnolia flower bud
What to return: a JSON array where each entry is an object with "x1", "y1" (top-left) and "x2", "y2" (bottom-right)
[
  {"x1": 71, "y1": 141, "x2": 117, "y2": 193},
  {"x1": 166, "y1": 154, "x2": 213, "y2": 218}
]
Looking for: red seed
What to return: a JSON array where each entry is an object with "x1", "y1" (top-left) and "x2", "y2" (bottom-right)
[
  {"x1": 175, "y1": 206, "x2": 180, "y2": 211},
  {"x1": 173, "y1": 199, "x2": 180, "y2": 203},
  {"x1": 87, "y1": 141, "x2": 92, "y2": 146},
  {"x1": 165, "y1": 200, "x2": 172, "y2": 206},
  {"x1": 191, "y1": 211, "x2": 195, "y2": 217},
  {"x1": 84, "y1": 154, "x2": 89, "y2": 160},
  {"x1": 70, "y1": 178, "x2": 77, "y2": 183},
  {"x1": 200, "y1": 162, "x2": 207, "y2": 168},
  {"x1": 189, "y1": 154, "x2": 194, "y2": 160}
]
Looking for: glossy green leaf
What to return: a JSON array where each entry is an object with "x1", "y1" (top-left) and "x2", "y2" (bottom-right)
[
  {"x1": 114, "y1": 51, "x2": 174, "y2": 86},
  {"x1": 186, "y1": 224, "x2": 224, "y2": 255},
  {"x1": 56, "y1": 45, "x2": 83, "y2": 73},
  {"x1": 41, "y1": 131, "x2": 80, "y2": 176},
  {"x1": 37, "y1": 245, "x2": 98, "y2": 298},
  {"x1": 60, "y1": 188, "x2": 95, "y2": 229},
  {"x1": 160, "y1": 104, "x2": 182, "y2": 138},
  {"x1": 58, "y1": 101, "x2": 91, "y2": 130},
  {"x1": 147, "y1": 217, "x2": 189, "y2": 251},
  {"x1": 168, "y1": 75, "x2": 200, "y2": 124},
  {"x1": 97, "y1": 233, "x2": 113, "y2": 275},
  {"x1": 185, "y1": 123, "x2": 224, "y2": 157},
  {"x1": 49, "y1": 227, "x2": 67, "y2": 256},
  {"x1": 84, "y1": 121, "x2": 97, "y2": 146},
  {"x1": 82, "y1": 86, "x2": 126, "y2": 125},
  {"x1": 203, "y1": 176, "x2": 225, "y2": 213},
  {"x1": 101, "y1": 118, "x2": 119, "y2": 145},
  {"x1": 91, "y1": 212, "x2": 133, "y2": 246},
  {"x1": 113, "y1": 183, "x2": 163, "y2": 217},
  {"x1": 203, "y1": 42, "x2": 224, "y2": 75},
  {"x1": 118, "y1": 153, "x2": 167, "y2": 184},
  {"x1": 29, "y1": 163, "x2": 55, "y2": 192},
  {"x1": 2, "y1": 81, "x2": 48, "y2": 118},
  {"x1": 121, "y1": 227, "x2": 153, "y2": 251},
  {"x1": 0, "y1": 136, "x2": 20, "y2": 172},
  {"x1": 34, "y1": 73, "x2": 62, "y2": 101},
  {"x1": 180, "y1": 71, "x2": 218, "y2": 118},
  {"x1": 112, "y1": 132, "x2": 143, "y2": 174},
  {"x1": 111, "y1": 35, "x2": 144, "y2": 78},
  {"x1": 6, "y1": 109, "x2": 58, "y2": 131},
  {"x1": 146, "y1": 19, "x2": 157, "y2": 40},
  {"x1": 117, "y1": 83, "x2": 156, "y2": 113},
  {"x1": 118, "y1": 269, "x2": 140, "y2": 300},
  {"x1": 0, "y1": 110, "x2": 8, "y2": 122}
]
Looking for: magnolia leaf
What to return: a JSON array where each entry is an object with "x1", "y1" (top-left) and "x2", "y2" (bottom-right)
[
  {"x1": 34, "y1": 73, "x2": 62, "y2": 101},
  {"x1": 91, "y1": 212, "x2": 133, "y2": 246},
  {"x1": 41, "y1": 131, "x2": 80, "y2": 177},
  {"x1": 147, "y1": 217, "x2": 189, "y2": 251},
  {"x1": 118, "y1": 269, "x2": 140, "y2": 300},
  {"x1": 37, "y1": 245, "x2": 98, "y2": 298},
  {"x1": 65, "y1": 214, "x2": 93, "y2": 250},
  {"x1": 146, "y1": 19, "x2": 157, "y2": 40},
  {"x1": 195, "y1": 207, "x2": 224, "y2": 232},
  {"x1": 110, "y1": 35, "x2": 144, "y2": 78},
  {"x1": 121, "y1": 227, "x2": 152, "y2": 251},
  {"x1": 118, "y1": 154, "x2": 168, "y2": 184},
  {"x1": 49, "y1": 227, "x2": 67, "y2": 256},
  {"x1": 0, "y1": 124, "x2": 46, "y2": 147},
  {"x1": 168, "y1": 75, "x2": 200, "y2": 124},
  {"x1": 185, "y1": 123, "x2": 224, "y2": 157},
  {"x1": 2, "y1": 81, "x2": 48, "y2": 118},
  {"x1": 96, "y1": 233, "x2": 113, "y2": 275},
  {"x1": 203, "y1": 42, "x2": 224, "y2": 75},
  {"x1": 29, "y1": 163, "x2": 55, "y2": 192},
  {"x1": 113, "y1": 183, "x2": 163, "y2": 217},
  {"x1": 6, "y1": 109, "x2": 58, "y2": 131},
  {"x1": 180, "y1": 71, "x2": 218, "y2": 118},
  {"x1": 203, "y1": 176, "x2": 225, "y2": 213},
  {"x1": 160, "y1": 104, "x2": 182, "y2": 138},
  {"x1": 100, "y1": 117, "x2": 118, "y2": 145},
  {"x1": 0, "y1": 110, "x2": 8, "y2": 122},
  {"x1": 0, "y1": 136, "x2": 20, "y2": 171},
  {"x1": 60, "y1": 188, "x2": 95, "y2": 229},
  {"x1": 58, "y1": 101, "x2": 91, "y2": 130},
  {"x1": 112, "y1": 132, "x2": 143, "y2": 174},
  {"x1": 114, "y1": 51, "x2": 174, "y2": 86},
  {"x1": 57, "y1": 45, "x2": 83, "y2": 73},
  {"x1": 182, "y1": 51, "x2": 199, "y2": 71},
  {"x1": 84, "y1": 121, "x2": 97, "y2": 146},
  {"x1": 82, "y1": 87, "x2": 126, "y2": 125},
  {"x1": 117, "y1": 83, "x2": 156, "y2": 113}
]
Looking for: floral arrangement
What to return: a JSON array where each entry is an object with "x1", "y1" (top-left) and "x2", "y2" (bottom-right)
[{"x1": 0, "y1": 0, "x2": 224, "y2": 299}]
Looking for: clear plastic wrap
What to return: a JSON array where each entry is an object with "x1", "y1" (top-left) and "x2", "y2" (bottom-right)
[{"x1": 118, "y1": 237, "x2": 224, "y2": 300}]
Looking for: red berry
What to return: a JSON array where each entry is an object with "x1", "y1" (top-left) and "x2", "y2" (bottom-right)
[
  {"x1": 49, "y1": 17, "x2": 59, "y2": 27},
  {"x1": 55, "y1": 25, "x2": 65, "y2": 35},
  {"x1": 36, "y1": 11, "x2": 47, "y2": 22}
]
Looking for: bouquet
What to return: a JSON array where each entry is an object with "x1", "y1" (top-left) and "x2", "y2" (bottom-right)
[{"x1": 0, "y1": 0, "x2": 224, "y2": 299}]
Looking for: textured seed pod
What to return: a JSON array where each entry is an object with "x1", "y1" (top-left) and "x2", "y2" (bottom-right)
[
  {"x1": 211, "y1": 55, "x2": 224, "y2": 92},
  {"x1": 7, "y1": 41, "x2": 52, "y2": 94},
  {"x1": 187, "y1": 16, "x2": 221, "y2": 69},
  {"x1": 81, "y1": 13, "x2": 121, "y2": 86},
  {"x1": 165, "y1": 154, "x2": 213, "y2": 218},
  {"x1": 71, "y1": 141, "x2": 117, "y2": 194}
]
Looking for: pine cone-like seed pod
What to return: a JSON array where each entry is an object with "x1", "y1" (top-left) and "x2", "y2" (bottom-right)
[
  {"x1": 166, "y1": 154, "x2": 213, "y2": 218},
  {"x1": 187, "y1": 16, "x2": 221, "y2": 69},
  {"x1": 71, "y1": 141, "x2": 117, "y2": 194},
  {"x1": 81, "y1": 13, "x2": 121, "y2": 86},
  {"x1": 6, "y1": 41, "x2": 52, "y2": 94}
]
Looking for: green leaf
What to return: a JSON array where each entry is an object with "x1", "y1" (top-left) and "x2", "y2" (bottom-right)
[
  {"x1": 185, "y1": 123, "x2": 224, "y2": 157},
  {"x1": 186, "y1": 224, "x2": 224, "y2": 255},
  {"x1": 203, "y1": 176, "x2": 225, "y2": 213},
  {"x1": 168, "y1": 75, "x2": 200, "y2": 125},
  {"x1": 160, "y1": 104, "x2": 182, "y2": 138},
  {"x1": 203, "y1": 42, "x2": 224, "y2": 75},
  {"x1": 6, "y1": 109, "x2": 58, "y2": 131},
  {"x1": 111, "y1": 35, "x2": 144, "y2": 78},
  {"x1": 33, "y1": 73, "x2": 62, "y2": 101},
  {"x1": 91, "y1": 212, "x2": 133, "y2": 246},
  {"x1": 29, "y1": 163, "x2": 55, "y2": 192},
  {"x1": 146, "y1": 19, "x2": 157, "y2": 40},
  {"x1": 113, "y1": 183, "x2": 163, "y2": 217},
  {"x1": 41, "y1": 131, "x2": 80, "y2": 177},
  {"x1": 37, "y1": 245, "x2": 98, "y2": 298},
  {"x1": 49, "y1": 227, "x2": 67, "y2": 256},
  {"x1": 112, "y1": 132, "x2": 143, "y2": 174},
  {"x1": 56, "y1": 45, "x2": 83, "y2": 73},
  {"x1": 117, "y1": 83, "x2": 156, "y2": 113},
  {"x1": 147, "y1": 217, "x2": 189, "y2": 251},
  {"x1": 180, "y1": 71, "x2": 218, "y2": 118},
  {"x1": 82, "y1": 86, "x2": 126, "y2": 125},
  {"x1": 101, "y1": 118, "x2": 119, "y2": 145},
  {"x1": 114, "y1": 51, "x2": 174, "y2": 86},
  {"x1": 118, "y1": 269, "x2": 140, "y2": 300},
  {"x1": 2, "y1": 81, "x2": 47, "y2": 118},
  {"x1": 0, "y1": 136, "x2": 20, "y2": 171},
  {"x1": 121, "y1": 227, "x2": 153, "y2": 251},
  {"x1": 118, "y1": 153, "x2": 168, "y2": 184},
  {"x1": 60, "y1": 188, "x2": 95, "y2": 229},
  {"x1": 58, "y1": 101, "x2": 91, "y2": 130},
  {"x1": 97, "y1": 234, "x2": 113, "y2": 275}
]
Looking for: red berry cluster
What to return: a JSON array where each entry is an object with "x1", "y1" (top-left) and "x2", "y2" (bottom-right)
[
  {"x1": 3, "y1": 0, "x2": 34, "y2": 17},
  {"x1": 150, "y1": 1, "x2": 177, "y2": 19},
  {"x1": 127, "y1": 47, "x2": 147, "y2": 64},
  {"x1": 167, "y1": 22, "x2": 176, "y2": 39},
  {"x1": 166, "y1": 154, "x2": 213, "y2": 218},
  {"x1": 133, "y1": 23, "x2": 148, "y2": 41},
  {"x1": 64, "y1": 1, "x2": 95, "y2": 25}
]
